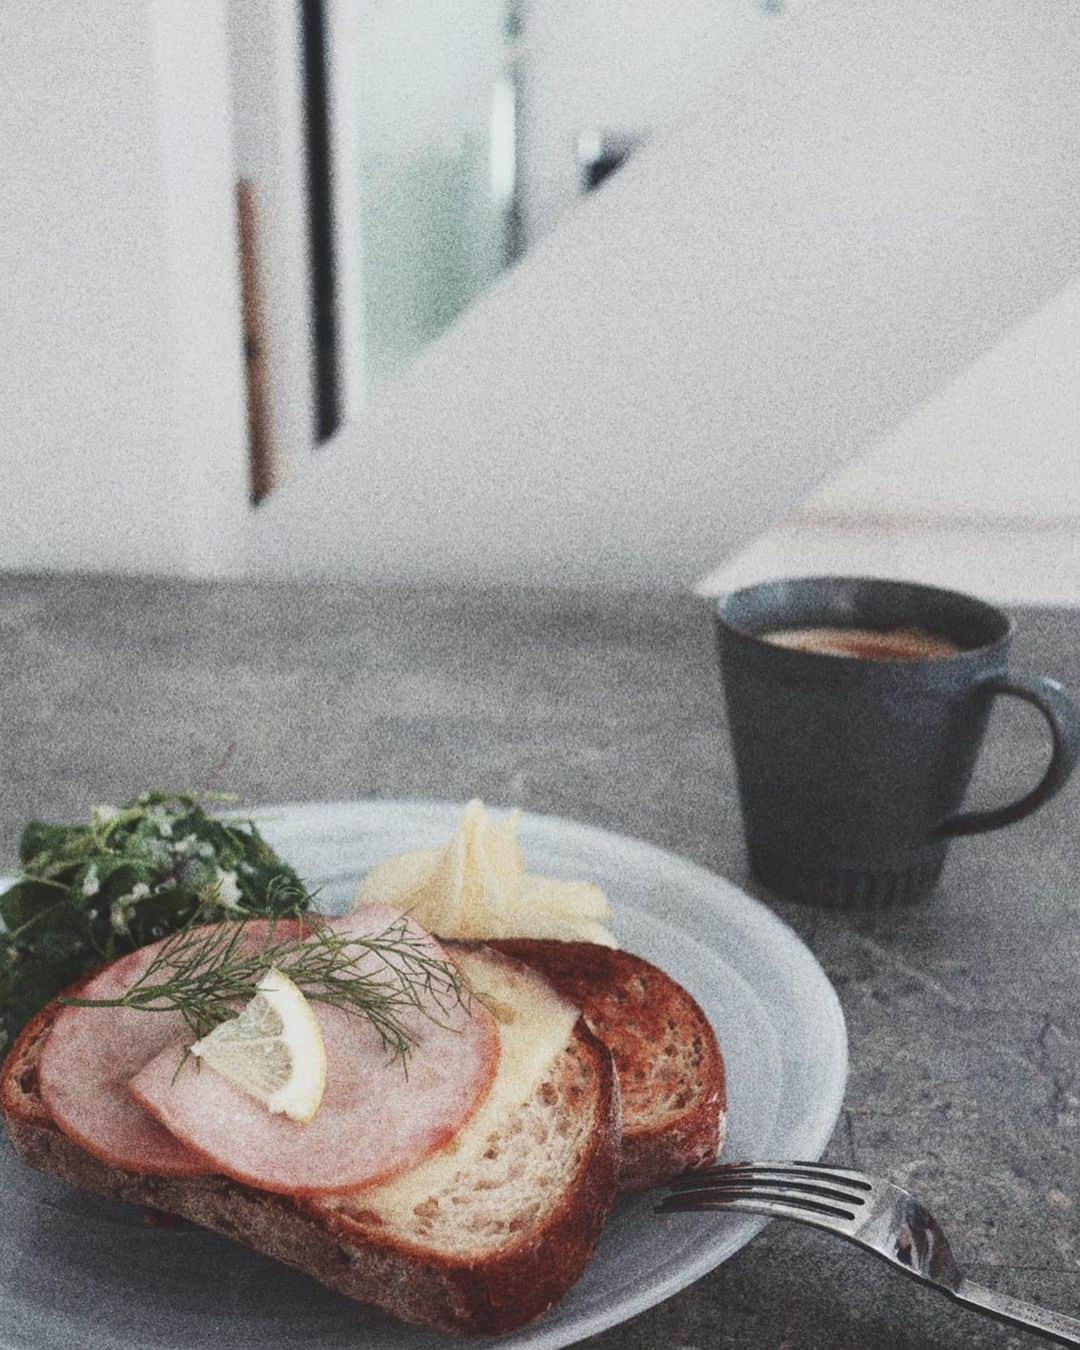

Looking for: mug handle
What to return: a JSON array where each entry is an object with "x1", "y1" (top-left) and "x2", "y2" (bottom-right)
[{"x1": 938, "y1": 673, "x2": 1080, "y2": 838}]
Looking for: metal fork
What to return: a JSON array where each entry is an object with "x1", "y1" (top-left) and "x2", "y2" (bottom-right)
[{"x1": 656, "y1": 1161, "x2": 1080, "y2": 1346}]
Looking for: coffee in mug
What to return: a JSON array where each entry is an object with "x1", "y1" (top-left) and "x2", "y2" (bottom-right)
[{"x1": 763, "y1": 626, "x2": 961, "y2": 662}]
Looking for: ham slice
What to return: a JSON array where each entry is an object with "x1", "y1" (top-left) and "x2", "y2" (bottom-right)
[
  {"x1": 38, "y1": 938, "x2": 217, "y2": 1176},
  {"x1": 39, "y1": 918, "x2": 321, "y2": 1175},
  {"x1": 128, "y1": 907, "x2": 500, "y2": 1195}
]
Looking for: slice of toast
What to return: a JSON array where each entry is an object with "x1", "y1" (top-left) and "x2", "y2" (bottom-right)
[
  {"x1": 487, "y1": 939, "x2": 726, "y2": 1190},
  {"x1": 1, "y1": 946, "x2": 620, "y2": 1337}
]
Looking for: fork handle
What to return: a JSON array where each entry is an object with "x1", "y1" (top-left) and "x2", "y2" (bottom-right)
[{"x1": 953, "y1": 1279, "x2": 1080, "y2": 1346}]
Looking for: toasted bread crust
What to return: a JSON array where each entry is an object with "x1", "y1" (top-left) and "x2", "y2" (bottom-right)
[
  {"x1": 1, "y1": 982, "x2": 620, "y2": 1336},
  {"x1": 488, "y1": 939, "x2": 725, "y2": 1189},
  {"x1": 1, "y1": 993, "x2": 56, "y2": 1128}
]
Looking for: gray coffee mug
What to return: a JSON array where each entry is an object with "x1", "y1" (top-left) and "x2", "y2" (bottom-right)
[{"x1": 712, "y1": 576, "x2": 1080, "y2": 908}]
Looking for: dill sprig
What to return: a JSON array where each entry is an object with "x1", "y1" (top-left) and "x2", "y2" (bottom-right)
[{"x1": 59, "y1": 911, "x2": 470, "y2": 1066}]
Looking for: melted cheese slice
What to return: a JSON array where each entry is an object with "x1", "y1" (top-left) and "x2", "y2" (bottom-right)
[
  {"x1": 352, "y1": 800, "x2": 617, "y2": 946},
  {"x1": 338, "y1": 947, "x2": 578, "y2": 1214}
]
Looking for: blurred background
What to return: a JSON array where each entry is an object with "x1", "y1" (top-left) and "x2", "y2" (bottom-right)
[{"x1": 2, "y1": 0, "x2": 1079, "y2": 599}]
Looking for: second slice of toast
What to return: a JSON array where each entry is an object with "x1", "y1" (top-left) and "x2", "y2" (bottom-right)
[{"x1": 487, "y1": 939, "x2": 726, "y2": 1189}]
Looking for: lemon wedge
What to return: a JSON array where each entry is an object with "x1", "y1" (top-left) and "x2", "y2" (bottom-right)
[{"x1": 189, "y1": 967, "x2": 327, "y2": 1123}]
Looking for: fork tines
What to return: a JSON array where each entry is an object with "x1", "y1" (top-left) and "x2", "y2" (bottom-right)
[
  {"x1": 668, "y1": 1160, "x2": 872, "y2": 1192},
  {"x1": 658, "y1": 1161, "x2": 872, "y2": 1220}
]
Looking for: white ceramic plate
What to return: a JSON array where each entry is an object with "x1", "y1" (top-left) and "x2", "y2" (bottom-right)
[{"x1": 0, "y1": 800, "x2": 847, "y2": 1350}]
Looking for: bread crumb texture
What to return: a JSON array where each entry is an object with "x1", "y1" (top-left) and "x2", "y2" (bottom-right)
[{"x1": 333, "y1": 1038, "x2": 597, "y2": 1255}]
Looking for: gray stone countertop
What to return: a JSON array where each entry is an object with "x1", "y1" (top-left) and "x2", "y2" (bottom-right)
[{"x1": 1, "y1": 573, "x2": 1077, "y2": 1348}]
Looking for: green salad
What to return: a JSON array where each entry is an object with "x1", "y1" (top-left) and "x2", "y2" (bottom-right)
[{"x1": 0, "y1": 793, "x2": 310, "y2": 1052}]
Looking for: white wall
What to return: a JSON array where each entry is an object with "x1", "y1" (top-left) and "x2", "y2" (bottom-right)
[
  {"x1": 0, "y1": 1, "x2": 250, "y2": 576},
  {"x1": 252, "y1": 0, "x2": 1080, "y2": 590}
]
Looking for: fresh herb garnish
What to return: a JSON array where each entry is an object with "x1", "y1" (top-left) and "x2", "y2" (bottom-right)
[
  {"x1": 61, "y1": 910, "x2": 469, "y2": 1067},
  {"x1": 0, "y1": 793, "x2": 309, "y2": 1052}
]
